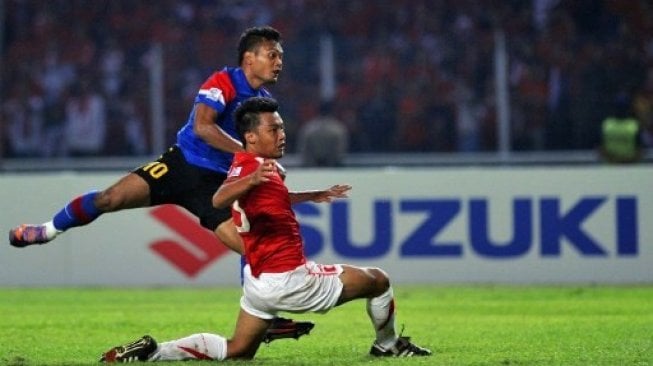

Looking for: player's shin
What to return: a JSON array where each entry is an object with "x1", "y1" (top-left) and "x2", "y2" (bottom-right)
[
  {"x1": 366, "y1": 287, "x2": 398, "y2": 349},
  {"x1": 52, "y1": 190, "x2": 103, "y2": 231},
  {"x1": 149, "y1": 333, "x2": 227, "y2": 361}
]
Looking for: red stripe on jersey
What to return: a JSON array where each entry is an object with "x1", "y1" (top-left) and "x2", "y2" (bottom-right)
[{"x1": 201, "y1": 71, "x2": 237, "y2": 104}]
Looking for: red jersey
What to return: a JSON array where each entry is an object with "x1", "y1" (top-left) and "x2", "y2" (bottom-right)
[{"x1": 226, "y1": 152, "x2": 306, "y2": 277}]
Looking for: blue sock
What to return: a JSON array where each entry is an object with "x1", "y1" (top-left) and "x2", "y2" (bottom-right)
[{"x1": 52, "y1": 190, "x2": 103, "y2": 231}]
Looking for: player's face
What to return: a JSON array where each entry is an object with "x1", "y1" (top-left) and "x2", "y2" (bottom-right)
[
  {"x1": 249, "y1": 41, "x2": 283, "y2": 86},
  {"x1": 252, "y1": 112, "x2": 286, "y2": 158}
]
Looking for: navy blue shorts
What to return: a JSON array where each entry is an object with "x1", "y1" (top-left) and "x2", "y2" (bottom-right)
[{"x1": 132, "y1": 145, "x2": 231, "y2": 230}]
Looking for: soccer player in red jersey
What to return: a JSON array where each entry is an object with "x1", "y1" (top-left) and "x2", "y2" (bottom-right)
[{"x1": 99, "y1": 97, "x2": 431, "y2": 362}]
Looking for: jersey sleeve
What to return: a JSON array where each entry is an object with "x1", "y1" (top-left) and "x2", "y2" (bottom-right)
[
  {"x1": 195, "y1": 71, "x2": 237, "y2": 114},
  {"x1": 226, "y1": 153, "x2": 261, "y2": 184}
]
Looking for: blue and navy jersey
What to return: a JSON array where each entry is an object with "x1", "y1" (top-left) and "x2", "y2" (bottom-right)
[{"x1": 176, "y1": 67, "x2": 272, "y2": 173}]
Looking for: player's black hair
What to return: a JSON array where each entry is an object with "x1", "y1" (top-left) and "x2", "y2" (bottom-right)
[
  {"x1": 234, "y1": 97, "x2": 280, "y2": 144},
  {"x1": 237, "y1": 26, "x2": 282, "y2": 65}
]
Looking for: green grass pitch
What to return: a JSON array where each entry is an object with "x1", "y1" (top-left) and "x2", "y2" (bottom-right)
[{"x1": 1, "y1": 285, "x2": 651, "y2": 365}]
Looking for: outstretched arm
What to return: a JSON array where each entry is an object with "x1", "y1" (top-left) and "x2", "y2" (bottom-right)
[
  {"x1": 212, "y1": 159, "x2": 277, "y2": 209},
  {"x1": 289, "y1": 184, "x2": 352, "y2": 204},
  {"x1": 194, "y1": 103, "x2": 245, "y2": 153}
]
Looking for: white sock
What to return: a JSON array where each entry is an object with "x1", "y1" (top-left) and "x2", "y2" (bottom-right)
[
  {"x1": 366, "y1": 287, "x2": 398, "y2": 349},
  {"x1": 44, "y1": 221, "x2": 60, "y2": 239},
  {"x1": 149, "y1": 333, "x2": 227, "y2": 361}
]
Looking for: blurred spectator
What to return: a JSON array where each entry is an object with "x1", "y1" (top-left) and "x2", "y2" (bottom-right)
[
  {"x1": 100, "y1": 37, "x2": 127, "y2": 98},
  {"x1": 394, "y1": 84, "x2": 436, "y2": 152},
  {"x1": 63, "y1": 80, "x2": 107, "y2": 157},
  {"x1": 2, "y1": 0, "x2": 652, "y2": 157},
  {"x1": 41, "y1": 95, "x2": 67, "y2": 158},
  {"x1": 121, "y1": 100, "x2": 149, "y2": 156},
  {"x1": 544, "y1": 47, "x2": 573, "y2": 150},
  {"x1": 599, "y1": 93, "x2": 644, "y2": 163},
  {"x1": 2, "y1": 83, "x2": 45, "y2": 157},
  {"x1": 297, "y1": 101, "x2": 348, "y2": 167},
  {"x1": 453, "y1": 66, "x2": 483, "y2": 152},
  {"x1": 103, "y1": 96, "x2": 149, "y2": 156},
  {"x1": 358, "y1": 83, "x2": 397, "y2": 152},
  {"x1": 40, "y1": 42, "x2": 76, "y2": 104},
  {"x1": 633, "y1": 67, "x2": 653, "y2": 148}
]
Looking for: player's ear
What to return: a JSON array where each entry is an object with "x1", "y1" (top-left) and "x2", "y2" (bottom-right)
[
  {"x1": 243, "y1": 50, "x2": 254, "y2": 66},
  {"x1": 244, "y1": 130, "x2": 257, "y2": 145}
]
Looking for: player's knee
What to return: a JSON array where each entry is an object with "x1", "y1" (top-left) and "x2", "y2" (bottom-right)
[
  {"x1": 367, "y1": 267, "x2": 390, "y2": 296},
  {"x1": 96, "y1": 186, "x2": 144, "y2": 212},
  {"x1": 94, "y1": 189, "x2": 122, "y2": 212}
]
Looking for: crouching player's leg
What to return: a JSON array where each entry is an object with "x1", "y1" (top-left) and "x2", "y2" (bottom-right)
[
  {"x1": 99, "y1": 311, "x2": 270, "y2": 363},
  {"x1": 337, "y1": 265, "x2": 432, "y2": 357},
  {"x1": 148, "y1": 309, "x2": 270, "y2": 361}
]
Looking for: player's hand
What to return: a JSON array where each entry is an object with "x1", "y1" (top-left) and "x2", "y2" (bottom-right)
[
  {"x1": 251, "y1": 159, "x2": 277, "y2": 185},
  {"x1": 312, "y1": 184, "x2": 352, "y2": 203}
]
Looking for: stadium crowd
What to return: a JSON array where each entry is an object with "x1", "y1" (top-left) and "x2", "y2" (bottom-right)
[{"x1": 2, "y1": 0, "x2": 652, "y2": 158}]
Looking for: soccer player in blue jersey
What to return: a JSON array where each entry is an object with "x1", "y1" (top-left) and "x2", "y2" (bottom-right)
[{"x1": 9, "y1": 26, "x2": 313, "y2": 342}]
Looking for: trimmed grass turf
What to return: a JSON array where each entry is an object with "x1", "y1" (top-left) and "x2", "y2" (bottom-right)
[{"x1": 0, "y1": 285, "x2": 651, "y2": 365}]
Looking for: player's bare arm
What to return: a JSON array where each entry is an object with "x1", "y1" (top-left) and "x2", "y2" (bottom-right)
[
  {"x1": 289, "y1": 184, "x2": 352, "y2": 204},
  {"x1": 193, "y1": 103, "x2": 245, "y2": 153},
  {"x1": 212, "y1": 159, "x2": 277, "y2": 209}
]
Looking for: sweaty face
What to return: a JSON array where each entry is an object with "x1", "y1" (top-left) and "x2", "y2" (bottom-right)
[
  {"x1": 248, "y1": 41, "x2": 283, "y2": 86},
  {"x1": 250, "y1": 112, "x2": 286, "y2": 158}
]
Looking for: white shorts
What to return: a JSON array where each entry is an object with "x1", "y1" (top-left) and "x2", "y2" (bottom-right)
[{"x1": 240, "y1": 261, "x2": 344, "y2": 320}]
